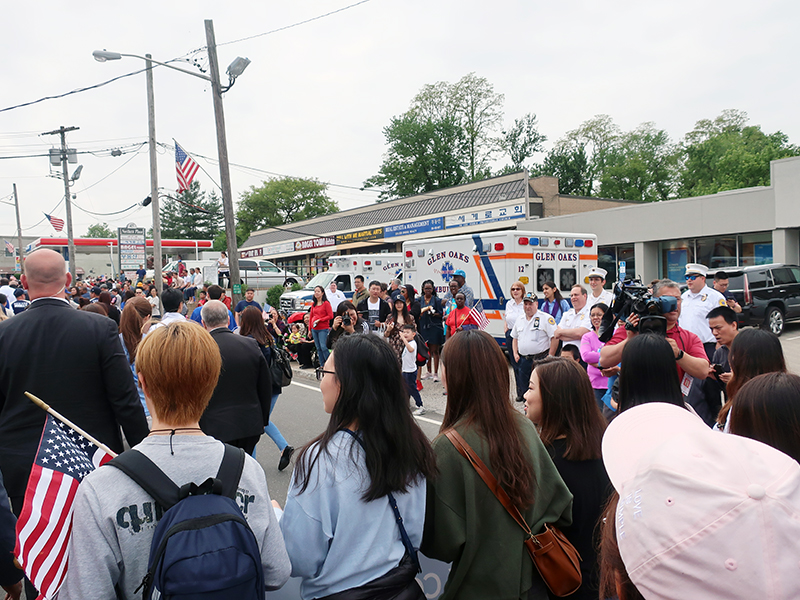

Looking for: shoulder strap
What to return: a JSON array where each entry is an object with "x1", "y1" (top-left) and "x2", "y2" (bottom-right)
[
  {"x1": 216, "y1": 444, "x2": 245, "y2": 500},
  {"x1": 444, "y1": 429, "x2": 533, "y2": 537},
  {"x1": 107, "y1": 450, "x2": 181, "y2": 510},
  {"x1": 340, "y1": 429, "x2": 421, "y2": 573}
]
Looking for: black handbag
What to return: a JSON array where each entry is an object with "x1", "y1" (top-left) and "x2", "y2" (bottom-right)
[{"x1": 270, "y1": 345, "x2": 293, "y2": 387}]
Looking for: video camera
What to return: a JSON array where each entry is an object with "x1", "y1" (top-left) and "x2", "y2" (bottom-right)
[{"x1": 597, "y1": 278, "x2": 678, "y2": 342}]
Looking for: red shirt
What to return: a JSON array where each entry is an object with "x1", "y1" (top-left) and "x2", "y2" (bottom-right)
[
  {"x1": 221, "y1": 295, "x2": 232, "y2": 310},
  {"x1": 606, "y1": 324, "x2": 706, "y2": 381},
  {"x1": 309, "y1": 301, "x2": 334, "y2": 330},
  {"x1": 445, "y1": 306, "x2": 478, "y2": 330}
]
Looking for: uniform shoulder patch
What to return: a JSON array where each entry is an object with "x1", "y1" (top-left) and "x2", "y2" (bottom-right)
[
  {"x1": 548, "y1": 317, "x2": 555, "y2": 325},
  {"x1": 719, "y1": 298, "x2": 727, "y2": 306}
]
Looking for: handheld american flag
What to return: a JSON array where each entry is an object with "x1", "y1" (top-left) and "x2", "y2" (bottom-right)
[
  {"x1": 44, "y1": 214, "x2": 64, "y2": 232},
  {"x1": 469, "y1": 299, "x2": 490, "y2": 330},
  {"x1": 4, "y1": 240, "x2": 14, "y2": 255},
  {"x1": 175, "y1": 142, "x2": 200, "y2": 193},
  {"x1": 15, "y1": 415, "x2": 113, "y2": 599}
]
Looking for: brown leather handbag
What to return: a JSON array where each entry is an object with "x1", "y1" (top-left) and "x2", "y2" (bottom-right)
[{"x1": 444, "y1": 429, "x2": 582, "y2": 597}]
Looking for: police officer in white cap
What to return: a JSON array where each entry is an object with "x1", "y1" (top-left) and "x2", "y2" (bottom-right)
[
  {"x1": 679, "y1": 263, "x2": 727, "y2": 361},
  {"x1": 585, "y1": 267, "x2": 613, "y2": 309},
  {"x1": 511, "y1": 292, "x2": 558, "y2": 401}
]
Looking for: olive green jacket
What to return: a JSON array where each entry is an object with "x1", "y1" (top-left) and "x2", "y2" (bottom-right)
[{"x1": 421, "y1": 415, "x2": 573, "y2": 600}]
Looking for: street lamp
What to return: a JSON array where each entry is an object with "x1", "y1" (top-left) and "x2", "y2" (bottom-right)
[{"x1": 92, "y1": 20, "x2": 249, "y2": 302}]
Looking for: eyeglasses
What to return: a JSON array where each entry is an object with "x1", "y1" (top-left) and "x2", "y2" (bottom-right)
[
  {"x1": 685, "y1": 274, "x2": 701, "y2": 281},
  {"x1": 511, "y1": 287, "x2": 523, "y2": 291},
  {"x1": 315, "y1": 367, "x2": 336, "y2": 381}
]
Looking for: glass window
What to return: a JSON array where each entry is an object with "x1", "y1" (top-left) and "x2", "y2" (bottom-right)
[
  {"x1": 618, "y1": 245, "x2": 635, "y2": 284},
  {"x1": 560, "y1": 268, "x2": 577, "y2": 290},
  {"x1": 746, "y1": 270, "x2": 770, "y2": 290},
  {"x1": 537, "y1": 268, "x2": 554, "y2": 291},
  {"x1": 335, "y1": 275, "x2": 351, "y2": 292},
  {"x1": 739, "y1": 232, "x2": 772, "y2": 266},
  {"x1": 259, "y1": 261, "x2": 281, "y2": 273},
  {"x1": 660, "y1": 240, "x2": 694, "y2": 282},
  {"x1": 696, "y1": 236, "x2": 737, "y2": 269},
  {"x1": 771, "y1": 267, "x2": 796, "y2": 285},
  {"x1": 598, "y1": 247, "x2": 617, "y2": 285}
]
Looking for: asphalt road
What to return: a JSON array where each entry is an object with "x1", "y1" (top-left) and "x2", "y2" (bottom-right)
[{"x1": 253, "y1": 370, "x2": 445, "y2": 506}]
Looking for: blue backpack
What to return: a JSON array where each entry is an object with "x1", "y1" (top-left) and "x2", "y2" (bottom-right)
[{"x1": 108, "y1": 445, "x2": 264, "y2": 600}]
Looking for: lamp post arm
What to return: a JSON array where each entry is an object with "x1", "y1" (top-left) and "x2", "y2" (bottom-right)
[{"x1": 118, "y1": 52, "x2": 212, "y2": 82}]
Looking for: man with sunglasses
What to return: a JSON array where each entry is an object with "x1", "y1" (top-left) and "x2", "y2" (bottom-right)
[{"x1": 679, "y1": 263, "x2": 727, "y2": 361}]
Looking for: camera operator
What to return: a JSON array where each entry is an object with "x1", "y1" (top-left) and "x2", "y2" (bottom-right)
[
  {"x1": 327, "y1": 301, "x2": 369, "y2": 349},
  {"x1": 600, "y1": 279, "x2": 709, "y2": 395}
]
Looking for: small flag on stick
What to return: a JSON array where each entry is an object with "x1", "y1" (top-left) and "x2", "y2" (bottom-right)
[
  {"x1": 4, "y1": 240, "x2": 14, "y2": 254},
  {"x1": 44, "y1": 214, "x2": 64, "y2": 232},
  {"x1": 469, "y1": 299, "x2": 490, "y2": 330},
  {"x1": 14, "y1": 393, "x2": 115, "y2": 600},
  {"x1": 175, "y1": 142, "x2": 200, "y2": 193}
]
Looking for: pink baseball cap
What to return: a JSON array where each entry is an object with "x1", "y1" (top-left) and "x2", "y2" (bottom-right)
[{"x1": 602, "y1": 403, "x2": 800, "y2": 599}]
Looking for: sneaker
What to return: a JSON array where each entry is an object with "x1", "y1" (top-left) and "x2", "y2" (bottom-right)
[
  {"x1": 278, "y1": 446, "x2": 295, "y2": 471},
  {"x1": 432, "y1": 374, "x2": 440, "y2": 383},
  {"x1": 422, "y1": 372, "x2": 434, "y2": 380},
  {"x1": 416, "y1": 380, "x2": 423, "y2": 392},
  {"x1": 413, "y1": 406, "x2": 427, "y2": 416}
]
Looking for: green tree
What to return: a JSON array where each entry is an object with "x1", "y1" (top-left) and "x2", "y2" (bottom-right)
[
  {"x1": 364, "y1": 112, "x2": 468, "y2": 200},
  {"x1": 84, "y1": 222, "x2": 113, "y2": 238},
  {"x1": 678, "y1": 110, "x2": 799, "y2": 197},
  {"x1": 412, "y1": 73, "x2": 504, "y2": 180},
  {"x1": 532, "y1": 144, "x2": 592, "y2": 196},
  {"x1": 236, "y1": 177, "x2": 338, "y2": 241},
  {"x1": 160, "y1": 181, "x2": 224, "y2": 240},
  {"x1": 599, "y1": 123, "x2": 680, "y2": 202},
  {"x1": 498, "y1": 113, "x2": 547, "y2": 171}
]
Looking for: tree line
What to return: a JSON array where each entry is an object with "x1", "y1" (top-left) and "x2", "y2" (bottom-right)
[{"x1": 363, "y1": 73, "x2": 799, "y2": 203}]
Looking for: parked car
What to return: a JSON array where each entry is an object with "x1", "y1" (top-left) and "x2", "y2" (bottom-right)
[
  {"x1": 722, "y1": 263, "x2": 800, "y2": 336},
  {"x1": 238, "y1": 259, "x2": 302, "y2": 288}
]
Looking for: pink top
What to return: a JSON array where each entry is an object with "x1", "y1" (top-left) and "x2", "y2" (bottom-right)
[
  {"x1": 580, "y1": 330, "x2": 608, "y2": 390},
  {"x1": 309, "y1": 301, "x2": 333, "y2": 330}
]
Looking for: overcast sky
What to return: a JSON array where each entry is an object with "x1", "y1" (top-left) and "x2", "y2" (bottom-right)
[{"x1": 1, "y1": 0, "x2": 798, "y2": 240}]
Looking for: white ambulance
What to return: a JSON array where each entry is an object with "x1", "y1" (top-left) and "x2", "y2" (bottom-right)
[
  {"x1": 279, "y1": 253, "x2": 403, "y2": 315},
  {"x1": 402, "y1": 231, "x2": 598, "y2": 347}
]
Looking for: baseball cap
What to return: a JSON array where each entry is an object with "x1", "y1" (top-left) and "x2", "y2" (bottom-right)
[
  {"x1": 522, "y1": 292, "x2": 537, "y2": 303},
  {"x1": 454, "y1": 269, "x2": 466, "y2": 277},
  {"x1": 13, "y1": 288, "x2": 25, "y2": 298},
  {"x1": 602, "y1": 403, "x2": 800, "y2": 599}
]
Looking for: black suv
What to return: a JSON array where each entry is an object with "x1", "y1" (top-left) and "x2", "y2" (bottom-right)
[{"x1": 722, "y1": 264, "x2": 800, "y2": 336}]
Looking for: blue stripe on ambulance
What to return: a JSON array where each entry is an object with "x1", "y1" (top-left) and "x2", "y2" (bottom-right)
[{"x1": 471, "y1": 233, "x2": 505, "y2": 311}]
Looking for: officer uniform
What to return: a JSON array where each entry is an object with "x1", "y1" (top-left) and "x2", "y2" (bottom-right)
[
  {"x1": 585, "y1": 267, "x2": 614, "y2": 310},
  {"x1": 511, "y1": 294, "x2": 557, "y2": 400},
  {"x1": 558, "y1": 304, "x2": 591, "y2": 351},
  {"x1": 679, "y1": 263, "x2": 727, "y2": 346}
]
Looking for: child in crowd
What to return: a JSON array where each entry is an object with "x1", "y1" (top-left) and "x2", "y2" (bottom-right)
[
  {"x1": 400, "y1": 324, "x2": 425, "y2": 415},
  {"x1": 287, "y1": 323, "x2": 303, "y2": 345}
]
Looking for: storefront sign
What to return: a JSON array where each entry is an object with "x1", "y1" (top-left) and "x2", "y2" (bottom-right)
[
  {"x1": 445, "y1": 204, "x2": 525, "y2": 229},
  {"x1": 384, "y1": 217, "x2": 444, "y2": 238},
  {"x1": 240, "y1": 247, "x2": 263, "y2": 259},
  {"x1": 295, "y1": 237, "x2": 336, "y2": 251},
  {"x1": 335, "y1": 227, "x2": 384, "y2": 245},
  {"x1": 117, "y1": 227, "x2": 146, "y2": 274}
]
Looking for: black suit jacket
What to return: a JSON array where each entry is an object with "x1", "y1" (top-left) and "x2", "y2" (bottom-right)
[
  {"x1": 0, "y1": 298, "x2": 148, "y2": 498},
  {"x1": 200, "y1": 328, "x2": 272, "y2": 443}
]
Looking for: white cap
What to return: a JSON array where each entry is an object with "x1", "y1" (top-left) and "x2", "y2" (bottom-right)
[
  {"x1": 685, "y1": 263, "x2": 708, "y2": 276},
  {"x1": 587, "y1": 267, "x2": 607, "y2": 279},
  {"x1": 602, "y1": 403, "x2": 800, "y2": 599}
]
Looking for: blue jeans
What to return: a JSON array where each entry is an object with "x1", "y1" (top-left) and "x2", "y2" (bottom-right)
[
  {"x1": 312, "y1": 328, "x2": 330, "y2": 366},
  {"x1": 263, "y1": 392, "x2": 288, "y2": 451},
  {"x1": 403, "y1": 371, "x2": 422, "y2": 407}
]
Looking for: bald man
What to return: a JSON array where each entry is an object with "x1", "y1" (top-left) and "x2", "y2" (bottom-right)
[{"x1": 0, "y1": 249, "x2": 148, "y2": 515}]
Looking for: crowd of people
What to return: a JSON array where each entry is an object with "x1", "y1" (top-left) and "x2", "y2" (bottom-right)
[{"x1": 1, "y1": 250, "x2": 800, "y2": 600}]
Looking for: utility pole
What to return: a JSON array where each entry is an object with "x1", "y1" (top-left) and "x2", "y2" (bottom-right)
[
  {"x1": 12, "y1": 184, "x2": 23, "y2": 274},
  {"x1": 42, "y1": 126, "x2": 79, "y2": 282},
  {"x1": 205, "y1": 19, "x2": 241, "y2": 304},
  {"x1": 145, "y1": 54, "x2": 163, "y2": 298}
]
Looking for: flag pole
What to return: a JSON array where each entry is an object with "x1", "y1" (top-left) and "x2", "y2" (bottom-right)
[{"x1": 25, "y1": 392, "x2": 118, "y2": 458}]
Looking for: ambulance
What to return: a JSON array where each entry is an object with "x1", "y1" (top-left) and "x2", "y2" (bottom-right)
[
  {"x1": 402, "y1": 231, "x2": 598, "y2": 348},
  {"x1": 279, "y1": 253, "x2": 403, "y2": 315}
]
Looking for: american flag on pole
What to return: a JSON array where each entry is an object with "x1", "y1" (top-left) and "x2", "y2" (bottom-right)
[
  {"x1": 15, "y1": 415, "x2": 112, "y2": 599},
  {"x1": 44, "y1": 214, "x2": 64, "y2": 232},
  {"x1": 4, "y1": 240, "x2": 14, "y2": 254},
  {"x1": 175, "y1": 142, "x2": 200, "y2": 193},
  {"x1": 469, "y1": 299, "x2": 490, "y2": 330}
]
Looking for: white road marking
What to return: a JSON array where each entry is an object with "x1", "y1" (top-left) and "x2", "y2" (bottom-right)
[
  {"x1": 784, "y1": 335, "x2": 800, "y2": 341},
  {"x1": 290, "y1": 380, "x2": 443, "y2": 425}
]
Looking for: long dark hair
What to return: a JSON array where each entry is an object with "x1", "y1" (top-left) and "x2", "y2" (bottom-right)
[
  {"x1": 533, "y1": 357, "x2": 606, "y2": 460},
  {"x1": 239, "y1": 306, "x2": 274, "y2": 347},
  {"x1": 391, "y1": 295, "x2": 411, "y2": 323},
  {"x1": 441, "y1": 330, "x2": 536, "y2": 509},
  {"x1": 716, "y1": 329, "x2": 786, "y2": 426},
  {"x1": 119, "y1": 296, "x2": 152, "y2": 363},
  {"x1": 599, "y1": 493, "x2": 646, "y2": 600},
  {"x1": 729, "y1": 372, "x2": 800, "y2": 463},
  {"x1": 312, "y1": 285, "x2": 328, "y2": 307},
  {"x1": 543, "y1": 281, "x2": 565, "y2": 304},
  {"x1": 293, "y1": 334, "x2": 437, "y2": 501},
  {"x1": 618, "y1": 334, "x2": 684, "y2": 412}
]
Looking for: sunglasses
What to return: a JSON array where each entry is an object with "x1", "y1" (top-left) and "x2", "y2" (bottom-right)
[
  {"x1": 315, "y1": 368, "x2": 335, "y2": 381},
  {"x1": 685, "y1": 274, "x2": 701, "y2": 281}
]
